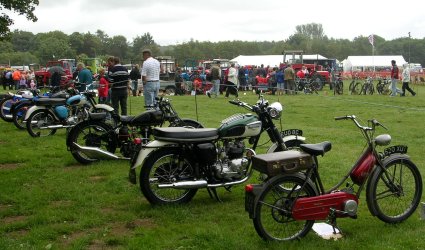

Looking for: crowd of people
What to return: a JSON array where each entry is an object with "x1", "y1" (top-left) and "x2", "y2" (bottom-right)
[{"x1": 1, "y1": 68, "x2": 36, "y2": 91}]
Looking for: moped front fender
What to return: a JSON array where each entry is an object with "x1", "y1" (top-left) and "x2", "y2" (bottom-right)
[
  {"x1": 266, "y1": 135, "x2": 306, "y2": 153},
  {"x1": 130, "y1": 140, "x2": 178, "y2": 171}
]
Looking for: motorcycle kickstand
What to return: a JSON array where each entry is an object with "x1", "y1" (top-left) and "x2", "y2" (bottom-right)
[
  {"x1": 327, "y1": 208, "x2": 342, "y2": 235},
  {"x1": 207, "y1": 187, "x2": 222, "y2": 202}
]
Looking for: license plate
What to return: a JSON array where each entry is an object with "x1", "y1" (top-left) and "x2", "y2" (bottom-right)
[
  {"x1": 383, "y1": 145, "x2": 408, "y2": 157},
  {"x1": 281, "y1": 129, "x2": 303, "y2": 137}
]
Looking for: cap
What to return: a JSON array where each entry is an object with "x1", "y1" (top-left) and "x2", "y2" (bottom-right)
[{"x1": 142, "y1": 48, "x2": 152, "y2": 54}]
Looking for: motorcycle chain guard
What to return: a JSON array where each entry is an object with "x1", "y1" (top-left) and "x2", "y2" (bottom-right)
[{"x1": 292, "y1": 192, "x2": 358, "y2": 220}]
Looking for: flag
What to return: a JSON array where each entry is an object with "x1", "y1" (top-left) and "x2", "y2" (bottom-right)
[{"x1": 368, "y1": 34, "x2": 374, "y2": 47}]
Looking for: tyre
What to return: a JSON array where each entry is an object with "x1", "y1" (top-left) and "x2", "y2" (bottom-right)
[
  {"x1": 26, "y1": 109, "x2": 57, "y2": 137},
  {"x1": 349, "y1": 80, "x2": 355, "y2": 94},
  {"x1": 352, "y1": 82, "x2": 362, "y2": 95},
  {"x1": 12, "y1": 103, "x2": 31, "y2": 130},
  {"x1": 376, "y1": 82, "x2": 383, "y2": 94},
  {"x1": 310, "y1": 75, "x2": 323, "y2": 91},
  {"x1": 367, "y1": 84, "x2": 375, "y2": 95},
  {"x1": 335, "y1": 81, "x2": 343, "y2": 95},
  {"x1": 252, "y1": 174, "x2": 317, "y2": 241},
  {"x1": 366, "y1": 158, "x2": 422, "y2": 223},
  {"x1": 0, "y1": 96, "x2": 14, "y2": 122},
  {"x1": 67, "y1": 120, "x2": 116, "y2": 164},
  {"x1": 140, "y1": 147, "x2": 198, "y2": 205}
]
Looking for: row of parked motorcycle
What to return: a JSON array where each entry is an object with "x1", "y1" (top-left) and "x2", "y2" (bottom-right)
[{"x1": 0, "y1": 87, "x2": 422, "y2": 242}]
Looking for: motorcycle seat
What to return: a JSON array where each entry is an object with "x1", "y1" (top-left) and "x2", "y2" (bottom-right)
[
  {"x1": 153, "y1": 127, "x2": 219, "y2": 142},
  {"x1": 34, "y1": 98, "x2": 67, "y2": 106},
  {"x1": 299, "y1": 141, "x2": 332, "y2": 156}
]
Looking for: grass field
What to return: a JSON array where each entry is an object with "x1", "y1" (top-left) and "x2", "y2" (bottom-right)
[{"x1": 1, "y1": 82, "x2": 425, "y2": 249}]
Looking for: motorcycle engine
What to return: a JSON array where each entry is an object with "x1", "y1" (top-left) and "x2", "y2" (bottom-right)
[{"x1": 213, "y1": 139, "x2": 249, "y2": 180}]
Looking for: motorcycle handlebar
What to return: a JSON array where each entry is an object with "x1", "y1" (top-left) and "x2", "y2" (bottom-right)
[{"x1": 334, "y1": 115, "x2": 352, "y2": 121}]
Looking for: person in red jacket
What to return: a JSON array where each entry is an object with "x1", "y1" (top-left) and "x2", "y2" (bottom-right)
[
  {"x1": 98, "y1": 68, "x2": 109, "y2": 104},
  {"x1": 390, "y1": 60, "x2": 402, "y2": 97}
]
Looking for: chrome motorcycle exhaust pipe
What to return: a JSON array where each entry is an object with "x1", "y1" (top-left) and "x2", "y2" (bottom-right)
[
  {"x1": 158, "y1": 180, "x2": 208, "y2": 189},
  {"x1": 72, "y1": 143, "x2": 130, "y2": 160},
  {"x1": 207, "y1": 175, "x2": 251, "y2": 188}
]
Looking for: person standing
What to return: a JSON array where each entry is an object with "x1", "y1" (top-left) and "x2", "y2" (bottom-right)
[
  {"x1": 12, "y1": 69, "x2": 21, "y2": 90},
  {"x1": 275, "y1": 68, "x2": 284, "y2": 95},
  {"x1": 108, "y1": 56, "x2": 129, "y2": 115},
  {"x1": 175, "y1": 68, "x2": 185, "y2": 96},
  {"x1": 129, "y1": 64, "x2": 141, "y2": 97},
  {"x1": 207, "y1": 61, "x2": 221, "y2": 98},
  {"x1": 98, "y1": 68, "x2": 109, "y2": 104},
  {"x1": 390, "y1": 60, "x2": 401, "y2": 97},
  {"x1": 225, "y1": 63, "x2": 238, "y2": 98},
  {"x1": 77, "y1": 63, "x2": 93, "y2": 92},
  {"x1": 284, "y1": 64, "x2": 295, "y2": 94},
  {"x1": 401, "y1": 63, "x2": 416, "y2": 97},
  {"x1": 141, "y1": 49, "x2": 160, "y2": 108},
  {"x1": 238, "y1": 65, "x2": 247, "y2": 91}
]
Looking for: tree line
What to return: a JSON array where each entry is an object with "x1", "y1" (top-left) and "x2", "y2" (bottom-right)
[{"x1": 1, "y1": 23, "x2": 424, "y2": 68}]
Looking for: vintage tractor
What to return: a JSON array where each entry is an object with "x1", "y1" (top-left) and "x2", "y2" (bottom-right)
[{"x1": 34, "y1": 60, "x2": 73, "y2": 87}]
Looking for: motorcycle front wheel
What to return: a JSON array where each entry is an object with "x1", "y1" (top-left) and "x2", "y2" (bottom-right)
[
  {"x1": 12, "y1": 103, "x2": 31, "y2": 130},
  {"x1": 366, "y1": 158, "x2": 422, "y2": 223},
  {"x1": 253, "y1": 174, "x2": 317, "y2": 241},
  {"x1": 140, "y1": 148, "x2": 198, "y2": 205},
  {"x1": 26, "y1": 109, "x2": 57, "y2": 137}
]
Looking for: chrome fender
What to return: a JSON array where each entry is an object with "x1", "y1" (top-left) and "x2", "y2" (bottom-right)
[
  {"x1": 24, "y1": 105, "x2": 48, "y2": 121},
  {"x1": 94, "y1": 104, "x2": 114, "y2": 112},
  {"x1": 266, "y1": 135, "x2": 306, "y2": 153},
  {"x1": 131, "y1": 140, "x2": 178, "y2": 170}
]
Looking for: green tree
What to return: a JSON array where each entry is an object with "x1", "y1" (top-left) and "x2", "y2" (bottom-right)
[
  {"x1": 11, "y1": 29, "x2": 35, "y2": 51},
  {"x1": 0, "y1": 0, "x2": 39, "y2": 38},
  {"x1": 295, "y1": 23, "x2": 326, "y2": 40}
]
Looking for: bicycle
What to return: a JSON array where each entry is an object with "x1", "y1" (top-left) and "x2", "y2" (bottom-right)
[
  {"x1": 349, "y1": 75, "x2": 362, "y2": 95},
  {"x1": 358, "y1": 76, "x2": 375, "y2": 95},
  {"x1": 333, "y1": 75, "x2": 343, "y2": 95},
  {"x1": 376, "y1": 77, "x2": 391, "y2": 95},
  {"x1": 245, "y1": 115, "x2": 422, "y2": 241}
]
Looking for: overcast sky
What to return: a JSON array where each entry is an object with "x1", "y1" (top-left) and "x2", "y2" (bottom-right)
[{"x1": 7, "y1": 0, "x2": 425, "y2": 46}]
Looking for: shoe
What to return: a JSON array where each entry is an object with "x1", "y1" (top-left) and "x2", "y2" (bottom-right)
[{"x1": 207, "y1": 92, "x2": 211, "y2": 98}]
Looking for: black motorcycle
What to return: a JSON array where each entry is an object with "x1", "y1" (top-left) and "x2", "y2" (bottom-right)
[{"x1": 66, "y1": 97, "x2": 203, "y2": 164}]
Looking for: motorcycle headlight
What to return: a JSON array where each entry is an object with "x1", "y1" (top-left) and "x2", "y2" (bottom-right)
[{"x1": 268, "y1": 102, "x2": 283, "y2": 119}]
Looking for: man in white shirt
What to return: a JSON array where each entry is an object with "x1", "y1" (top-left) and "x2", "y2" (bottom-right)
[{"x1": 141, "y1": 49, "x2": 160, "y2": 108}]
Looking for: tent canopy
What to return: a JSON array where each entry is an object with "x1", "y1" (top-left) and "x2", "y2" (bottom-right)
[
  {"x1": 343, "y1": 55, "x2": 407, "y2": 71},
  {"x1": 231, "y1": 54, "x2": 327, "y2": 67}
]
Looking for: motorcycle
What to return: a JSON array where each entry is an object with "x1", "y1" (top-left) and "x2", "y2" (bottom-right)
[
  {"x1": 66, "y1": 97, "x2": 203, "y2": 165},
  {"x1": 132, "y1": 96, "x2": 306, "y2": 205},
  {"x1": 0, "y1": 89, "x2": 35, "y2": 122},
  {"x1": 24, "y1": 88, "x2": 114, "y2": 137},
  {"x1": 245, "y1": 115, "x2": 422, "y2": 241}
]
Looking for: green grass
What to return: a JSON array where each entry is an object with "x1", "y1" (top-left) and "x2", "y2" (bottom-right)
[{"x1": 1, "y1": 82, "x2": 425, "y2": 249}]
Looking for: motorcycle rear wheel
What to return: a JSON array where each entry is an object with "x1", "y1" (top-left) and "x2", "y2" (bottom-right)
[
  {"x1": 67, "y1": 120, "x2": 116, "y2": 164},
  {"x1": 12, "y1": 103, "x2": 31, "y2": 130},
  {"x1": 26, "y1": 109, "x2": 57, "y2": 137},
  {"x1": 253, "y1": 174, "x2": 316, "y2": 241},
  {"x1": 366, "y1": 158, "x2": 422, "y2": 223},
  {"x1": 140, "y1": 148, "x2": 198, "y2": 205}
]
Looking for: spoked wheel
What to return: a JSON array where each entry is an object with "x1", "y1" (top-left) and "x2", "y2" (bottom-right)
[
  {"x1": 366, "y1": 158, "x2": 423, "y2": 223},
  {"x1": 26, "y1": 109, "x2": 57, "y2": 137},
  {"x1": 67, "y1": 120, "x2": 116, "y2": 164},
  {"x1": 12, "y1": 104, "x2": 31, "y2": 130},
  {"x1": 367, "y1": 84, "x2": 375, "y2": 95},
  {"x1": 140, "y1": 148, "x2": 198, "y2": 205},
  {"x1": 253, "y1": 174, "x2": 317, "y2": 241},
  {"x1": 352, "y1": 82, "x2": 362, "y2": 95},
  {"x1": 349, "y1": 80, "x2": 355, "y2": 94},
  {"x1": 376, "y1": 83, "x2": 383, "y2": 94},
  {"x1": 336, "y1": 81, "x2": 344, "y2": 95}
]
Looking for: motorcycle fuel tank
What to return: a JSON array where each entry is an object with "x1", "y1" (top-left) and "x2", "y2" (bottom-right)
[{"x1": 218, "y1": 113, "x2": 261, "y2": 139}]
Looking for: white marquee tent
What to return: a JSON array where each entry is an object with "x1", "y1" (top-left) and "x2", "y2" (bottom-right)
[
  {"x1": 231, "y1": 54, "x2": 327, "y2": 67},
  {"x1": 343, "y1": 55, "x2": 407, "y2": 72}
]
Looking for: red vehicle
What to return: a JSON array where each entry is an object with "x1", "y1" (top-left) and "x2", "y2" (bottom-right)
[{"x1": 34, "y1": 60, "x2": 73, "y2": 87}]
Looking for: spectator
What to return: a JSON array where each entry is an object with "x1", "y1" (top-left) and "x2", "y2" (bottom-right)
[
  {"x1": 284, "y1": 64, "x2": 295, "y2": 95},
  {"x1": 141, "y1": 49, "x2": 160, "y2": 108},
  {"x1": 98, "y1": 68, "x2": 109, "y2": 104},
  {"x1": 175, "y1": 68, "x2": 185, "y2": 96},
  {"x1": 108, "y1": 56, "x2": 129, "y2": 115},
  {"x1": 5, "y1": 70, "x2": 13, "y2": 90},
  {"x1": 19, "y1": 75, "x2": 27, "y2": 89},
  {"x1": 12, "y1": 69, "x2": 21, "y2": 90},
  {"x1": 77, "y1": 62, "x2": 93, "y2": 92},
  {"x1": 275, "y1": 68, "x2": 284, "y2": 95},
  {"x1": 401, "y1": 63, "x2": 416, "y2": 97},
  {"x1": 238, "y1": 65, "x2": 247, "y2": 91},
  {"x1": 129, "y1": 64, "x2": 141, "y2": 96},
  {"x1": 390, "y1": 60, "x2": 402, "y2": 97},
  {"x1": 225, "y1": 63, "x2": 238, "y2": 98},
  {"x1": 206, "y1": 61, "x2": 221, "y2": 98}
]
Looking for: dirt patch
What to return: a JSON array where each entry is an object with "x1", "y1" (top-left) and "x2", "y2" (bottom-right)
[
  {"x1": 49, "y1": 200, "x2": 73, "y2": 208},
  {"x1": 0, "y1": 163, "x2": 20, "y2": 170},
  {"x1": 5, "y1": 228, "x2": 30, "y2": 238},
  {"x1": 127, "y1": 218, "x2": 157, "y2": 230},
  {"x1": 0, "y1": 204, "x2": 13, "y2": 212},
  {"x1": 1, "y1": 215, "x2": 28, "y2": 224}
]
